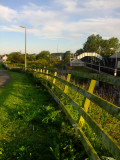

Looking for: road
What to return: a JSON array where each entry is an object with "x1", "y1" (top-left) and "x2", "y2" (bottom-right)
[{"x1": 0, "y1": 70, "x2": 11, "y2": 88}]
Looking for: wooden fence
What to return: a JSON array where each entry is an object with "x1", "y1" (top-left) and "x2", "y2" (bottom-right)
[
  {"x1": 3, "y1": 63, "x2": 120, "y2": 160},
  {"x1": 27, "y1": 68, "x2": 120, "y2": 160}
]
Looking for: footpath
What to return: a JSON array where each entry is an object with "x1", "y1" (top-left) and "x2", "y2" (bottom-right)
[{"x1": 0, "y1": 70, "x2": 11, "y2": 88}]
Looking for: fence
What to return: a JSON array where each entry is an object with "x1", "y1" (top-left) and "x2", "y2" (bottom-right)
[
  {"x1": 85, "y1": 62, "x2": 120, "y2": 76},
  {"x1": 27, "y1": 68, "x2": 120, "y2": 160},
  {"x1": 2, "y1": 62, "x2": 120, "y2": 160}
]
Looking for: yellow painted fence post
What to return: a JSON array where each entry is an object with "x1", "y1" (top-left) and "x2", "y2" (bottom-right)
[
  {"x1": 79, "y1": 80, "x2": 96, "y2": 127},
  {"x1": 52, "y1": 72, "x2": 57, "y2": 90},
  {"x1": 46, "y1": 70, "x2": 48, "y2": 80},
  {"x1": 64, "y1": 74, "x2": 71, "y2": 94}
]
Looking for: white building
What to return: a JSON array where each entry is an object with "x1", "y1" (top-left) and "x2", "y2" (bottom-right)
[{"x1": 1, "y1": 55, "x2": 8, "y2": 61}]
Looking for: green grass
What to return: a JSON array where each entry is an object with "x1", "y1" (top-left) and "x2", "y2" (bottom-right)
[
  {"x1": 35, "y1": 69, "x2": 120, "y2": 159},
  {"x1": 0, "y1": 63, "x2": 87, "y2": 160}
]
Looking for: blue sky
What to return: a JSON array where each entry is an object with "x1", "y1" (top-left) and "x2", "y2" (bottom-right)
[{"x1": 0, "y1": 0, "x2": 120, "y2": 55}]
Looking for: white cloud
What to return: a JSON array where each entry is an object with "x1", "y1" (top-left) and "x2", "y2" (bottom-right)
[
  {"x1": 0, "y1": 5, "x2": 17, "y2": 22},
  {"x1": 85, "y1": 0, "x2": 120, "y2": 9},
  {"x1": 64, "y1": 18, "x2": 120, "y2": 37},
  {"x1": 55, "y1": 0, "x2": 120, "y2": 15},
  {"x1": 0, "y1": 2, "x2": 120, "y2": 41},
  {"x1": 0, "y1": 25, "x2": 22, "y2": 32}
]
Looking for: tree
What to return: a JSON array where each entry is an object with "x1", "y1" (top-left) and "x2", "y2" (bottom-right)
[
  {"x1": 101, "y1": 37, "x2": 120, "y2": 57},
  {"x1": 27, "y1": 54, "x2": 36, "y2": 61},
  {"x1": 36, "y1": 51, "x2": 50, "y2": 62},
  {"x1": 83, "y1": 34, "x2": 102, "y2": 53},
  {"x1": 8, "y1": 52, "x2": 25, "y2": 63},
  {"x1": 63, "y1": 51, "x2": 71, "y2": 64},
  {"x1": 50, "y1": 54, "x2": 58, "y2": 67},
  {"x1": 75, "y1": 49, "x2": 84, "y2": 56},
  {"x1": 83, "y1": 34, "x2": 120, "y2": 57}
]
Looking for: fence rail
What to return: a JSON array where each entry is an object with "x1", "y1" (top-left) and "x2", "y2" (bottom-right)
[
  {"x1": 29, "y1": 68, "x2": 120, "y2": 160},
  {"x1": 85, "y1": 62, "x2": 120, "y2": 76}
]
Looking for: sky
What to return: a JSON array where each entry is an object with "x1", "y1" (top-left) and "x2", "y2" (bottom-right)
[{"x1": 0, "y1": 0, "x2": 120, "y2": 55}]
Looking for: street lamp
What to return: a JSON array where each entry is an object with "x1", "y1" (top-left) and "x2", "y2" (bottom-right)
[{"x1": 20, "y1": 25, "x2": 27, "y2": 70}]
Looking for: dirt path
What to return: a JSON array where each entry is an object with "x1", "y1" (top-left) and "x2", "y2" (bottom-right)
[{"x1": 0, "y1": 70, "x2": 11, "y2": 88}]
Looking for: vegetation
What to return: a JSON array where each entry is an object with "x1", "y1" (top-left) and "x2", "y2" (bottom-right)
[
  {"x1": 8, "y1": 52, "x2": 25, "y2": 64},
  {"x1": 0, "y1": 63, "x2": 88, "y2": 160},
  {"x1": 34, "y1": 69, "x2": 120, "y2": 159},
  {"x1": 75, "y1": 34, "x2": 120, "y2": 57}
]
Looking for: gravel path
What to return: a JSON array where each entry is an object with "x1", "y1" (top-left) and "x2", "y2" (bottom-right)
[{"x1": 0, "y1": 70, "x2": 11, "y2": 88}]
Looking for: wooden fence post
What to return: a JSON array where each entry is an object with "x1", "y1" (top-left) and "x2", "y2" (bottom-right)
[
  {"x1": 79, "y1": 80, "x2": 96, "y2": 127},
  {"x1": 43, "y1": 69, "x2": 45, "y2": 73},
  {"x1": 64, "y1": 74, "x2": 71, "y2": 94},
  {"x1": 46, "y1": 70, "x2": 48, "y2": 79},
  {"x1": 52, "y1": 72, "x2": 57, "y2": 90}
]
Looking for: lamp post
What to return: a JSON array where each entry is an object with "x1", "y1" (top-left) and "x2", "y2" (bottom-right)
[
  {"x1": 114, "y1": 52, "x2": 118, "y2": 76},
  {"x1": 20, "y1": 25, "x2": 27, "y2": 70},
  {"x1": 110, "y1": 48, "x2": 117, "y2": 76}
]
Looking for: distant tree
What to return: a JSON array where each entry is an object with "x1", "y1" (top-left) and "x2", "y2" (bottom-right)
[
  {"x1": 50, "y1": 54, "x2": 58, "y2": 67},
  {"x1": 83, "y1": 34, "x2": 120, "y2": 57},
  {"x1": 101, "y1": 37, "x2": 120, "y2": 57},
  {"x1": 83, "y1": 34, "x2": 102, "y2": 53},
  {"x1": 63, "y1": 51, "x2": 71, "y2": 64},
  {"x1": 75, "y1": 49, "x2": 84, "y2": 56},
  {"x1": 27, "y1": 54, "x2": 36, "y2": 61},
  {"x1": 8, "y1": 52, "x2": 25, "y2": 63},
  {"x1": 36, "y1": 51, "x2": 50, "y2": 62},
  {"x1": 28, "y1": 59, "x2": 48, "y2": 68}
]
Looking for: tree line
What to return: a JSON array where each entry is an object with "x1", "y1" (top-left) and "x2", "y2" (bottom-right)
[
  {"x1": 75, "y1": 34, "x2": 120, "y2": 57},
  {"x1": 6, "y1": 34, "x2": 120, "y2": 68}
]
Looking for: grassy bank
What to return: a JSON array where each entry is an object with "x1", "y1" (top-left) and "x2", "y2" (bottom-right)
[{"x1": 0, "y1": 64, "x2": 87, "y2": 160}]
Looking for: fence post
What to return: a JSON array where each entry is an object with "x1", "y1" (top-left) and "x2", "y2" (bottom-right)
[
  {"x1": 64, "y1": 74, "x2": 71, "y2": 94},
  {"x1": 43, "y1": 69, "x2": 45, "y2": 73},
  {"x1": 52, "y1": 72, "x2": 57, "y2": 90},
  {"x1": 37, "y1": 68, "x2": 39, "y2": 72},
  {"x1": 46, "y1": 70, "x2": 48, "y2": 79},
  {"x1": 79, "y1": 80, "x2": 96, "y2": 127}
]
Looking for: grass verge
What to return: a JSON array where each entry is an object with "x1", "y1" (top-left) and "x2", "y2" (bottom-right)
[{"x1": 0, "y1": 64, "x2": 87, "y2": 160}]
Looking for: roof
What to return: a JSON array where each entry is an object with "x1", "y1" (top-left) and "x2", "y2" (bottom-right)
[
  {"x1": 52, "y1": 53, "x2": 64, "y2": 56},
  {"x1": 110, "y1": 52, "x2": 120, "y2": 59},
  {"x1": 71, "y1": 59, "x2": 84, "y2": 64}
]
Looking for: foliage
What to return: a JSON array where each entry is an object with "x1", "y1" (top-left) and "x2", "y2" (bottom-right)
[
  {"x1": 83, "y1": 34, "x2": 102, "y2": 53},
  {"x1": 50, "y1": 54, "x2": 58, "y2": 67},
  {"x1": 101, "y1": 37, "x2": 120, "y2": 57},
  {"x1": 83, "y1": 34, "x2": 120, "y2": 57},
  {"x1": 36, "y1": 51, "x2": 50, "y2": 61},
  {"x1": 36, "y1": 69, "x2": 120, "y2": 159},
  {"x1": 28, "y1": 59, "x2": 48, "y2": 68},
  {"x1": 8, "y1": 52, "x2": 25, "y2": 63},
  {"x1": 62, "y1": 51, "x2": 71, "y2": 64},
  {"x1": 75, "y1": 49, "x2": 84, "y2": 56},
  {"x1": 27, "y1": 54, "x2": 36, "y2": 61}
]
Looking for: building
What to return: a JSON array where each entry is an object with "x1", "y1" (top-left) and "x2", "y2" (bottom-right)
[
  {"x1": 0, "y1": 55, "x2": 8, "y2": 62},
  {"x1": 52, "y1": 53, "x2": 64, "y2": 61},
  {"x1": 70, "y1": 59, "x2": 85, "y2": 67},
  {"x1": 109, "y1": 52, "x2": 120, "y2": 68}
]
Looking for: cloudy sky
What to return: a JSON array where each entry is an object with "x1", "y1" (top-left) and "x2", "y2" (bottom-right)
[{"x1": 0, "y1": 0, "x2": 120, "y2": 54}]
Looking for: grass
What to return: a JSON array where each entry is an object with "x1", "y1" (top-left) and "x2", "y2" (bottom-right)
[
  {"x1": 0, "y1": 63, "x2": 87, "y2": 160},
  {"x1": 35, "y1": 69, "x2": 120, "y2": 159}
]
